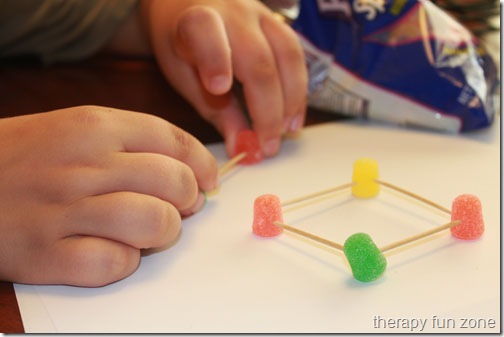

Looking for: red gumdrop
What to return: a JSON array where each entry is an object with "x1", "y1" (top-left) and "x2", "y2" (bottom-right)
[
  {"x1": 450, "y1": 194, "x2": 484, "y2": 240},
  {"x1": 234, "y1": 129, "x2": 263, "y2": 165},
  {"x1": 252, "y1": 194, "x2": 283, "y2": 237}
]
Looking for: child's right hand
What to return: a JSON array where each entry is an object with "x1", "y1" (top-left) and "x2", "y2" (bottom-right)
[
  {"x1": 140, "y1": 0, "x2": 308, "y2": 159},
  {"x1": 0, "y1": 106, "x2": 218, "y2": 287}
]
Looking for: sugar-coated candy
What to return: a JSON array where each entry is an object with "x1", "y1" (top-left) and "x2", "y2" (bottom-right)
[
  {"x1": 450, "y1": 194, "x2": 484, "y2": 240},
  {"x1": 344, "y1": 233, "x2": 387, "y2": 282},
  {"x1": 352, "y1": 158, "x2": 380, "y2": 198},
  {"x1": 252, "y1": 194, "x2": 283, "y2": 237},
  {"x1": 235, "y1": 129, "x2": 263, "y2": 165}
]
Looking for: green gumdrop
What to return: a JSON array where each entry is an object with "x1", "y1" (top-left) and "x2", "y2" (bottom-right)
[{"x1": 344, "y1": 233, "x2": 387, "y2": 282}]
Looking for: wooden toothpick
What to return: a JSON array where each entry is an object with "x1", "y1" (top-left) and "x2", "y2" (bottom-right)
[
  {"x1": 205, "y1": 152, "x2": 247, "y2": 198},
  {"x1": 281, "y1": 183, "x2": 354, "y2": 208},
  {"x1": 218, "y1": 152, "x2": 247, "y2": 177},
  {"x1": 274, "y1": 222, "x2": 344, "y2": 251},
  {"x1": 380, "y1": 220, "x2": 460, "y2": 253},
  {"x1": 376, "y1": 179, "x2": 451, "y2": 214}
]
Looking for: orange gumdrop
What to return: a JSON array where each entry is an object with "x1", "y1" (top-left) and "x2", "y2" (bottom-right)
[
  {"x1": 235, "y1": 130, "x2": 263, "y2": 165},
  {"x1": 252, "y1": 194, "x2": 283, "y2": 237}
]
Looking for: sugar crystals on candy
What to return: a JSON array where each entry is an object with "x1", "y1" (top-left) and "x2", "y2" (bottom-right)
[
  {"x1": 352, "y1": 158, "x2": 380, "y2": 198},
  {"x1": 235, "y1": 129, "x2": 263, "y2": 165},
  {"x1": 344, "y1": 232, "x2": 387, "y2": 282},
  {"x1": 450, "y1": 194, "x2": 484, "y2": 240},
  {"x1": 252, "y1": 194, "x2": 283, "y2": 237}
]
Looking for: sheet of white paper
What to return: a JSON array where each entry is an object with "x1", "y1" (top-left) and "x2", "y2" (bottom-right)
[{"x1": 15, "y1": 119, "x2": 500, "y2": 333}]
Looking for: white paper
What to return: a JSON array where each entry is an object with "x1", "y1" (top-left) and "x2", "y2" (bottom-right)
[{"x1": 15, "y1": 119, "x2": 501, "y2": 333}]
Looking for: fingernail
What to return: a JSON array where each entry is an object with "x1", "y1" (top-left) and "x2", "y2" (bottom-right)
[
  {"x1": 181, "y1": 192, "x2": 206, "y2": 217},
  {"x1": 283, "y1": 117, "x2": 291, "y2": 133},
  {"x1": 194, "y1": 192, "x2": 207, "y2": 212},
  {"x1": 289, "y1": 114, "x2": 303, "y2": 132},
  {"x1": 263, "y1": 138, "x2": 281, "y2": 157},
  {"x1": 205, "y1": 186, "x2": 220, "y2": 198},
  {"x1": 208, "y1": 75, "x2": 231, "y2": 95}
]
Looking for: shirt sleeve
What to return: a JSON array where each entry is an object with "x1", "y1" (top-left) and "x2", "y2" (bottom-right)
[{"x1": 0, "y1": 0, "x2": 138, "y2": 64}]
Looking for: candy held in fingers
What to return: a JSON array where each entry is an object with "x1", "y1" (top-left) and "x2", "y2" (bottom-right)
[
  {"x1": 253, "y1": 194, "x2": 283, "y2": 237},
  {"x1": 450, "y1": 194, "x2": 484, "y2": 240},
  {"x1": 344, "y1": 233, "x2": 387, "y2": 282},
  {"x1": 234, "y1": 129, "x2": 263, "y2": 165},
  {"x1": 352, "y1": 158, "x2": 380, "y2": 198}
]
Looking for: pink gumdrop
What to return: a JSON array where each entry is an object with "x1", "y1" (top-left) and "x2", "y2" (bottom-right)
[
  {"x1": 235, "y1": 130, "x2": 263, "y2": 165},
  {"x1": 450, "y1": 194, "x2": 484, "y2": 240},
  {"x1": 253, "y1": 194, "x2": 283, "y2": 237}
]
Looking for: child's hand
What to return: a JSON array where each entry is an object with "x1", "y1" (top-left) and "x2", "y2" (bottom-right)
[
  {"x1": 0, "y1": 106, "x2": 218, "y2": 287},
  {"x1": 141, "y1": 0, "x2": 308, "y2": 158}
]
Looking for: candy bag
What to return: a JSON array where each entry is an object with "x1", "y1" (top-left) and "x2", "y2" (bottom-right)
[{"x1": 272, "y1": 0, "x2": 500, "y2": 132}]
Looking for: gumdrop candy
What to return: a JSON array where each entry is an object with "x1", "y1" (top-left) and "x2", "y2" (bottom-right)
[
  {"x1": 352, "y1": 158, "x2": 380, "y2": 198},
  {"x1": 344, "y1": 233, "x2": 387, "y2": 282},
  {"x1": 252, "y1": 194, "x2": 283, "y2": 237},
  {"x1": 235, "y1": 129, "x2": 263, "y2": 165},
  {"x1": 450, "y1": 194, "x2": 484, "y2": 240}
]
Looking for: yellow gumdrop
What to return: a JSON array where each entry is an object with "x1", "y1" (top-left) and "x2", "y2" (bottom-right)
[{"x1": 352, "y1": 158, "x2": 379, "y2": 198}]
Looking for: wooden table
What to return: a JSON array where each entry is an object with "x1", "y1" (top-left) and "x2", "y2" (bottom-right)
[{"x1": 0, "y1": 56, "x2": 343, "y2": 333}]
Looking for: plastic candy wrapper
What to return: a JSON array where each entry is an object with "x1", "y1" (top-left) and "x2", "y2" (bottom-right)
[{"x1": 265, "y1": 0, "x2": 499, "y2": 132}]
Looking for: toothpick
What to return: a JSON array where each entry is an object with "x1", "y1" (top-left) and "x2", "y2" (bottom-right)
[
  {"x1": 218, "y1": 152, "x2": 247, "y2": 177},
  {"x1": 281, "y1": 183, "x2": 354, "y2": 208},
  {"x1": 376, "y1": 179, "x2": 451, "y2": 214},
  {"x1": 205, "y1": 152, "x2": 247, "y2": 198},
  {"x1": 274, "y1": 222, "x2": 344, "y2": 251},
  {"x1": 380, "y1": 220, "x2": 460, "y2": 253}
]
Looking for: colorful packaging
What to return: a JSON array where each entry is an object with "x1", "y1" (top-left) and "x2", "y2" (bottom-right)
[{"x1": 270, "y1": 0, "x2": 499, "y2": 132}]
